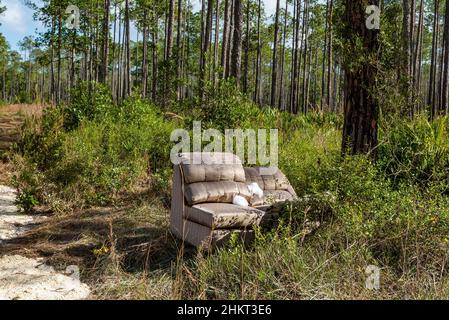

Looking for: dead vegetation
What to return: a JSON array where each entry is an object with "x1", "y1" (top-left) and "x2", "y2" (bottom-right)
[{"x1": 0, "y1": 104, "x2": 45, "y2": 154}]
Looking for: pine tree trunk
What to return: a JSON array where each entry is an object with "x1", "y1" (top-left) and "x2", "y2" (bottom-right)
[
  {"x1": 142, "y1": 9, "x2": 149, "y2": 98},
  {"x1": 278, "y1": 0, "x2": 288, "y2": 110},
  {"x1": 254, "y1": 0, "x2": 262, "y2": 104},
  {"x1": 342, "y1": 0, "x2": 380, "y2": 157},
  {"x1": 57, "y1": 13, "x2": 62, "y2": 104},
  {"x1": 402, "y1": 0, "x2": 412, "y2": 115},
  {"x1": 429, "y1": 0, "x2": 439, "y2": 118},
  {"x1": 124, "y1": 0, "x2": 131, "y2": 98},
  {"x1": 50, "y1": 17, "x2": 55, "y2": 104},
  {"x1": 230, "y1": 0, "x2": 243, "y2": 87},
  {"x1": 200, "y1": 0, "x2": 214, "y2": 88},
  {"x1": 222, "y1": 0, "x2": 231, "y2": 77},
  {"x1": 442, "y1": 0, "x2": 449, "y2": 114},
  {"x1": 243, "y1": 0, "x2": 250, "y2": 93},
  {"x1": 152, "y1": 9, "x2": 159, "y2": 101},
  {"x1": 176, "y1": 0, "x2": 183, "y2": 99},
  {"x1": 100, "y1": 0, "x2": 110, "y2": 83},
  {"x1": 290, "y1": 0, "x2": 301, "y2": 114},
  {"x1": 327, "y1": 0, "x2": 334, "y2": 112},
  {"x1": 270, "y1": 0, "x2": 281, "y2": 107},
  {"x1": 213, "y1": 0, "x2": 220, "y2": 86},
  {"x1": 320, "y1": 0, "x2": 330, "y2": 112}
]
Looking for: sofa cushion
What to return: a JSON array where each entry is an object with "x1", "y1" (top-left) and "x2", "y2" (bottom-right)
[
  {"x1": 250, "y1": 190, "x2": 295, "y2": 207},
  {"x1": 263, "y1": 190, "x2": 295, "y2": 203},
  {"x1": 244, "y1": 167, "x2": 290, "y2": 191},
  {"x1": 184, "y1": 181, "x2": 252, "y2": 206},
  {"x1": 178, "y1": 153, "x2": 246, "y2": 184},
  {"x1": 186, "y1": 203, "x2": 265, "y2": 229}
]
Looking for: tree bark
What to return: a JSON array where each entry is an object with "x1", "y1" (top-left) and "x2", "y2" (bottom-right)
[
  {"x1": 254, "y1": 0, "x2": 262, "y2": 104},
  {"x1": 270, "y1": 0, "x2": 281, "y2": 107},
  {"x1": 230, "y1": 0, "x2": 243, "y2": 87},
  {"x1": 222, "y1": 0, "x2": 231, "y2": 77},
  {"x1": 100, "y1": 0, "x2": 110, "y2": 83},
  {"x1": 278, "y1": 0, "x2": 288, "y2": 110},
  {"x1": 442, "y1": 0, "x2": 449, "y2": 114},
  {"x1": 428, "y1": 0, "x2": 439, "y2": 119},
  {"x1": 142, "y1": 8, "x2": 149, "y2": 98},
  {"x1": 402, "y1": 0, "x2": 412, "y2": 115},
  {"x1": 342, "y1": 0, "x2": 380, "y2": 157},
  {"x1": 326, "y1": 0, "x2": 334, "y2": 112}
]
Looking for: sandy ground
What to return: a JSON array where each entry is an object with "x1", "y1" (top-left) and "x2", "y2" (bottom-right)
[{"x1": 0, "y1": 185, "x2": 91, "y2": 300}]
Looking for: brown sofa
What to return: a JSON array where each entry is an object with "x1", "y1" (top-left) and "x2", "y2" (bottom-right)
[{"x1": 170, "y1": 153, "x2": 297, "y2": 249}]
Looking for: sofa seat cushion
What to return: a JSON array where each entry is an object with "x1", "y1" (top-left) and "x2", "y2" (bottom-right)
[
  {"x1": 264, "y1": 190, "x2": 295, "y2": 204},
  {"x1": 186, "y1": 203, "x2": 265, "y2": 229},
  {"x1": 184, "y1": 181, "x2": 252, "y2": 206}
]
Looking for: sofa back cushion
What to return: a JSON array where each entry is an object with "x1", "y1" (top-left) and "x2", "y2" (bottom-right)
[
  {"x1": 178, "y1": 152, "x2": 246, "y2": 184},
  {"x1": 244, "y1": 167, "x2": 290, "y2": 191},
  {"x1": 184, "y1": 181, "x2": 252, "y2": 206}
]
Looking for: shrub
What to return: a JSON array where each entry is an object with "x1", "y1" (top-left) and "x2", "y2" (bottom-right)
[
  {"x1": 63, "y1": 81, "x2": 113, "y2": 131},
  {"x1": 378, "y1": 116, "x2": 449, "y2": 191}
]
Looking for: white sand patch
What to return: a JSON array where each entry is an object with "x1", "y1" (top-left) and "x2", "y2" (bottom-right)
[
  {"x1": 0, "y1": 185, "x2": 45, "y2": 242},
  {"x1": 0, "y1": 185, "x2": 91, "y2": 300},
  {"x1": 0, "y1": 255, "x2": 91, "y2": 300}
]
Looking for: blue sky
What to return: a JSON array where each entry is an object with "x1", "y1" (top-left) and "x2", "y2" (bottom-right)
[{"x1": 0, "y1": 0, "x2": 277, "y2": 52}]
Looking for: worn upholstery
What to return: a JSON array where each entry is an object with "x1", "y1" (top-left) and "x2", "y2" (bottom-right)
[
  {"x1": 244, "y1": 167, "x2": 291, "y2": 191},
  {"x1": 186, "y1": 203, "x2": 265, "y2": 229},
  {"x1": 244, "y1": 167, "x2": 297, "y2": 206},
  {"x1": 178, "y1": 152, "x2": 246, "y2": 184},
  {"x1": 263, "y1": 190, "x2": 295, "y2": 203},
  {"x1": 184, "y1": 181, "x2": 252, "y2": 206},
  {"x1": 170, "y1": 165, "x2": 185, "y2": 239},
  {"x1": 181, "y1": 219, "x2": 255, "y2": 248}
]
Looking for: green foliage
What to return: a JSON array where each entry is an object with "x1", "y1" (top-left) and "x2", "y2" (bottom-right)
[
  {"x1": 12, "y1": 161, "x2": 42, "y2": 213},
  {"x1": 15, "y1": 191, "x2": 39, "y2": 213},
  {"x1": 63, "y1": 81, "x2": 113, "y2": 131},
  {"x1": 378, "y1": 116, "x2": 449, "y2": 191}
]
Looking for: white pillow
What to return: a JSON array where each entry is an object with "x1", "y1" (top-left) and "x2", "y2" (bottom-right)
[
  {"x1": 233, "y1": 195, "x2": 249, "y2": 207},
  {"x1": 248, "y1": 182, "x2": 264, "y2": 198}
]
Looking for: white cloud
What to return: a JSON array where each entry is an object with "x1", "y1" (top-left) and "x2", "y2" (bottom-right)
[{"x1": 0, "y1": 0, "x2": 28, "y2": 34}]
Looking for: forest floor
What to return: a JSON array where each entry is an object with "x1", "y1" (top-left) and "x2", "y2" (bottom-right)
[{"x1": 0, "y1": 104, "x2": 92, "y2": 300}]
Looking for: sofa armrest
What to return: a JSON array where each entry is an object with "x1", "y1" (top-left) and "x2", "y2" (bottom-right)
[{"x1": 170, "y1": 165, "x2": 185, "y2": 238}]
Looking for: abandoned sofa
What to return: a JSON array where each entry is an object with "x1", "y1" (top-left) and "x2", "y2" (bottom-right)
[{"x1": 170, "y1": 152, "x2": 297, "y2": 248}]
